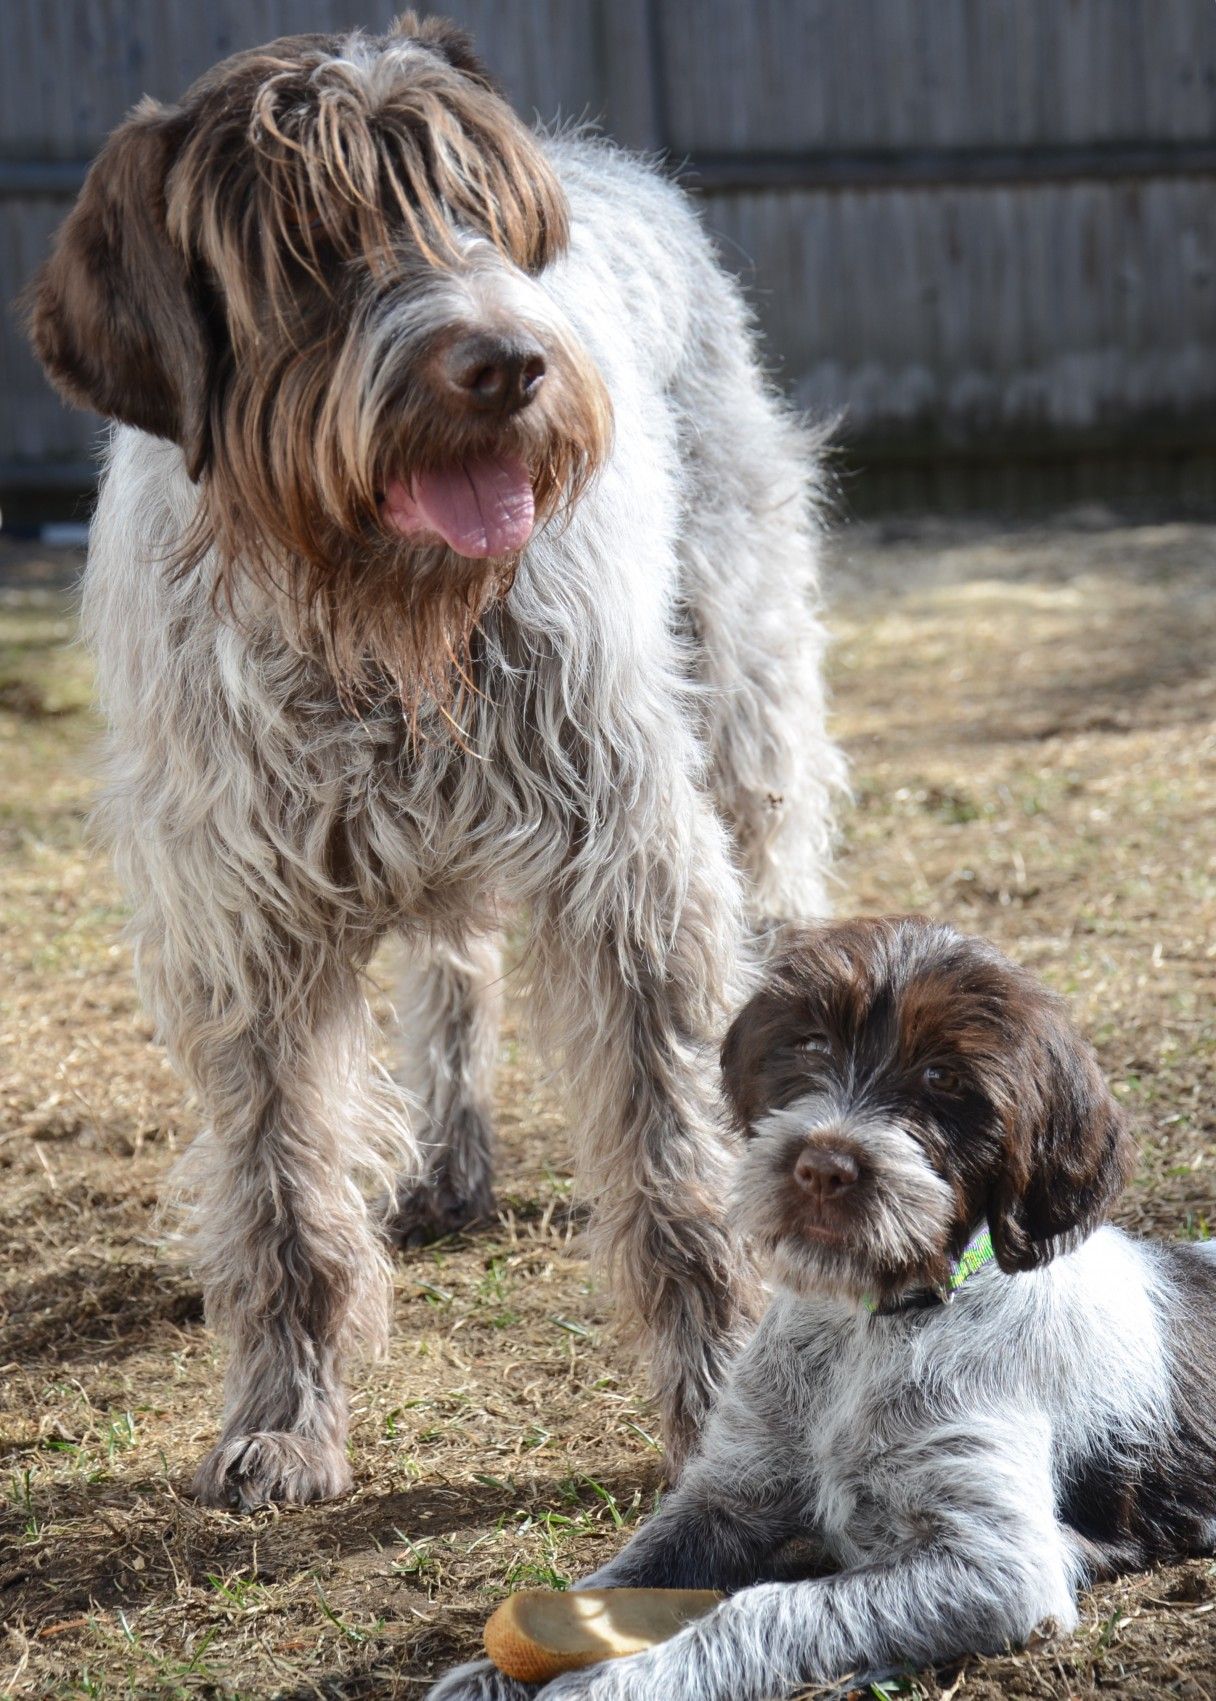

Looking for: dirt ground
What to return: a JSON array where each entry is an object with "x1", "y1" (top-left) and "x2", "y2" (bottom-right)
[{"x1": 2, "y1": 513, "x2": 1214, "y2": 1700}]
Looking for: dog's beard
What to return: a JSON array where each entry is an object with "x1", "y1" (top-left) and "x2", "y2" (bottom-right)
[
  {"x1": 764, "y1": 1236, "x2": 953, "y2": 1308},
  {"x1": 178, "y1": 312, "x2": 611, "y2": 718},
  {"x1": 734, "y1": 1106, "x2": 957, "y2": 1306}
]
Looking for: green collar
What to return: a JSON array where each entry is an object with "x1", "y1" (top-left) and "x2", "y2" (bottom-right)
[{"x1": 862, "y1": 1226, "x2": 996, "y2": 1317}]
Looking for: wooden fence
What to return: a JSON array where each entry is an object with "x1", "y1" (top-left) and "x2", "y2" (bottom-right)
[{"x1": 3, "y1": 0, "x2": 1215, "y2": 504}]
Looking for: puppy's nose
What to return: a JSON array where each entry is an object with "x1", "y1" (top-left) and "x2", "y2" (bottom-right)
[
  {"x1": 792, "y1": 1144, "x2": 859, "y2": 1202},
  {"x1": 445, "y1": 332, "x2": 547, "y2": 415}
]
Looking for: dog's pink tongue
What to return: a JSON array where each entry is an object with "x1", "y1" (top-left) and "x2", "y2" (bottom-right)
[{"x1": 382, "y1": 455, "x2": 535, "y2": 558}]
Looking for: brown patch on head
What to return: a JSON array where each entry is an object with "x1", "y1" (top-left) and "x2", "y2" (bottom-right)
[
  {"x1": 721, "y1": 918, "x2": 883, "y2": 1134},
  {"x1": 173, "y1": 17, "x2": 570, "y2": 340},
  {"x1": 392, "y1": 14, "x2": 503, "y2": 94},
  {"x1": 26, "y1": 20, "x2": 612, "y2": 712},
  {"x1": 889, "y1": 929, "x2": 1135, "y2": 1271}
]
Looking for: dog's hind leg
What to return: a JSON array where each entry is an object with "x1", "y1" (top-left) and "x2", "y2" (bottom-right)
[
  {"x1": 384, "y1": 932, "x2": 502, "y2": 1247},
  {"x1": 688, "y1": 501, "x2": 844, "y2": 928},
  {"x1": 671, "y1": 257, "x2": 846, "y2": 926}
]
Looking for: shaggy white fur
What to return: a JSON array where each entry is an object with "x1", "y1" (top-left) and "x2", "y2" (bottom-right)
[{"x1": 429, "y1": 1232, "x2": 1183, "y2": 1701}]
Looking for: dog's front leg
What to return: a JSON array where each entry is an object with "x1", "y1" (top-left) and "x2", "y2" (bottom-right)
[
  {"x1": 424, "y1": 1662, "x2": 535, "y2": 1701},
  {"x1": 578, "y1": 1459, "x2": 801, "y2": 1593},
  {"x1": 181, "y1": 955, "x2": 399, "y2": 1509},
  {"x1": 539, "y1": 1544, "x2": 1076, "y2": 1701},
  {"x1": 528, "y1": 788, "x2": 760, "y2": 1471},
  {"x1": 133, "y1": 880, "x2": 401, "y2": 1508},
  {"x1": 428, "y1": 1483, "x2": 1072, "y2": 1701}
]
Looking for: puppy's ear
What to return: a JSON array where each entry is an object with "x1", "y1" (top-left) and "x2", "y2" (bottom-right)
[
  {"x1": 25, "y1": 100, "x2": 213, "y2": 477},
  {"x1": 986, "y1": 1004, "x2": 1133, "y2": 1272}
]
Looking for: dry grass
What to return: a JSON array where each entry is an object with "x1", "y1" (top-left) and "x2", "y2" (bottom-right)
[{"x1": 1, "y1": 515, "x2": 1214, "y2": 1699}]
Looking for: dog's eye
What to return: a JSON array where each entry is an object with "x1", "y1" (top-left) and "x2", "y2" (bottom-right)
[
  {"x1": 794, "y1": 1034, "x2": 831, "y2": 1060},
  {"x1": 922, "y1": 1064, "x2": 962, "y2": 1095}
]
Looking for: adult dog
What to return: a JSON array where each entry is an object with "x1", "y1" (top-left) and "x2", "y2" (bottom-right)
[
  {"x1": 430, "y1": 918, "x2": 1216, "y2": 1701},
  {"x1": 28, "y1": 16, "x2": 841, "y2": 1508}
]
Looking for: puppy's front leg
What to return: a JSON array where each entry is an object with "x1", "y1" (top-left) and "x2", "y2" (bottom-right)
[
  {"x1": 578, "y1": 1493, "x2": 769, "y2": 1594},
  {"x1": 425, "y1": 1662, "x2": 535, "y2": 1701},
  {"x1": 539, "y1": 1558, "x2": 1073, "y2": 1701},
  {"x1": 580, "y1": 1396, "x2": 802, "y2": 1593},
  {"x1": 539, "y1": 1420, "x2": 1077, "y2": 1701},
  {"x1": 424, "y1": 1364, "x2": 799, "y2": 1700}
]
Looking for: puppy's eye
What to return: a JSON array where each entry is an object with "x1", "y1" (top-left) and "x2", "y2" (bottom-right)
[
  {"x1": 922, "y1": 1064, "x2": 962, "y2": 1095},
  {"x1": 794, "y1": 1034, "x2": 831, "y2": 1061}
]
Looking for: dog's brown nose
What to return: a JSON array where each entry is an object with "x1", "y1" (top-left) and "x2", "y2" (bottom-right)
[
  {"x1": 445, "y1": 332, "x2": 547, "y2": 416},
  {"x1": 792, "y1": 1144, "x2": 859, "y2": 1202}
]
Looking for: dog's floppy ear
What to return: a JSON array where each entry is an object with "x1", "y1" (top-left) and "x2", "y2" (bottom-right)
[
  {"x1": 986, "y1": 1002, "x2": 1134, "y2": 1272},
  {"x1": 26, "y1": 99, "x2": 213, "y2": 478}
]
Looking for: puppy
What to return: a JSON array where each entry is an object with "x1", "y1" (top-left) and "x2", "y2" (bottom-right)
[{"x1": 431, "y1": 916, "x2": 1216, "y2": 1700}]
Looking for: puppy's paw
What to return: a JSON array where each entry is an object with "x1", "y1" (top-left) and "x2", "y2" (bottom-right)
[
  {"x1": 191, "y1": 1430, "x2": 352, "y2": 1509},
  {"x1": 425, "y1": 1658, "x2": 535, "y2": 1701}
]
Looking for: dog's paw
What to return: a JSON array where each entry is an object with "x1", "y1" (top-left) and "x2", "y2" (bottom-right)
[
  {"x1": 383, "y1": 1163, "x2": 497, "y2": 1249},
  {"x1": 425, "y1": 1658, "x2": 535, "y2": 1701},
  {"x1": 191, "y1": 1430, "x2": 352, "y2": 1510}
]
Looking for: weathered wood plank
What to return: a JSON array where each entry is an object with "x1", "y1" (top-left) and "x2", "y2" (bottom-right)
[
  {"x1": 0, "y1": 1, "x2": 624, "y2": 155},
  {"x1": 658, "y1": 0, "x2": 1216, "y2": 153},
  {"x1": 703, "y1": 176, "x2": 1216, "y2": 455}
]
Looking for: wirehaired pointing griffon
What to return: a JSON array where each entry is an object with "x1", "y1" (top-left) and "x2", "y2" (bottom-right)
[
  {"x1": 430, "y1": 917, "x2": 1216, "y2": 1701},
  {"x1": 26, "y1": 15, "x2": 842, "y2": 1508}
]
